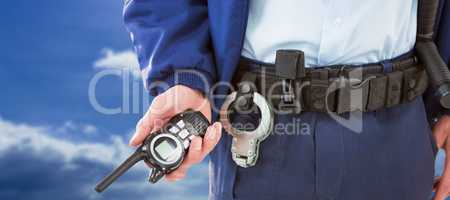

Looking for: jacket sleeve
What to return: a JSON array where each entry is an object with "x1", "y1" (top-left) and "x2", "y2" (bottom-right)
[{"x1": 123, "y1": 0, "x2": 216, "y2": 96}]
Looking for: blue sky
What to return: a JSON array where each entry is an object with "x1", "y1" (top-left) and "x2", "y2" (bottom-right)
[
  {"x1": 0, "y1": 0, "x2": 209, "y2": 200},
  {"x1": 0, "y1": 1, "x2": 447, "y2": 200}
]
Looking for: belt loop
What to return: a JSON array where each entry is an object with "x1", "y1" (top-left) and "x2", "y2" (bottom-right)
[{"x1": 381, "y1": 60, "x2": 394, "y2": 73}]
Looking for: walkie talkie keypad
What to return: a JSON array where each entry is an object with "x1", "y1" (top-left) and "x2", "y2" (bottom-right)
[
  {"x1": 176, "y1": 120, "x2": 185, "y2": 128},
  {"x1": 168, "y1": 119, "x2": 199, "y2": 149},
  {"x1": 169, "y1": 126, "x2": 180, "y2": 133},
  {"x1": 178, "y1": 129, "x2": 189, "y2": 139}
]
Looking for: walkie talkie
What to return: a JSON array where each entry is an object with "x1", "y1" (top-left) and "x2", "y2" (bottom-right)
[{"x1": 95, "y1": 110, "x2": 210, "y2": 193}]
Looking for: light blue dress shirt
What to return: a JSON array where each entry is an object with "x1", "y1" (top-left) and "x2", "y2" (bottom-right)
[{"x1": 241, "y1": 0, "x2": 418, "y2": 67}]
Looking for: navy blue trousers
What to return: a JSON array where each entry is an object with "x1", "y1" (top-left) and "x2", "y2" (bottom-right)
[{"x1": 210, "y1": 98, "x2": 437, "y2": 200}]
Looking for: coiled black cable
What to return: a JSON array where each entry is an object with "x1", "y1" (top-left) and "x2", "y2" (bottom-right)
[{"x1": 416, "y1": 0, "x2": 450, "y2": 108}]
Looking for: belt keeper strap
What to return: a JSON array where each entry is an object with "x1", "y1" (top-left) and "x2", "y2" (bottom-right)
[{"x1": 381, "y1": 60, "x2": 394, "y2": 73}]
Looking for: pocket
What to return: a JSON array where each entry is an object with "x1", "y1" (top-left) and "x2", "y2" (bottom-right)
[{"x1": 231, "y1": 114, "x2": 286, "y2": 200}]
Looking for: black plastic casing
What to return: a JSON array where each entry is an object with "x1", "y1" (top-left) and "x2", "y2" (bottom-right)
[{"x1": 142, "y1": 110, "x2": 210, "y2": 182}]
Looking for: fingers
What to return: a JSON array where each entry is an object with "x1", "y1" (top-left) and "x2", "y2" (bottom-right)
[
  {"x1": 129, "y1": 116, "x2": 151, "y2": 147},
  {"x1": 129, "y1": 96, "x2": 175, "y2": 147},
  {"x1": 433, "y1": 116, "x2": 450, "y2": 149},
  {"x1": 434, "y1": 179, "x2": 450, "y2": 200},
  {"x1": 129, "y1": 85, "x2": 213, "y2": 147},
  {"x1": 183, "y1": 122, "x2": 222, "y2": 165},
  {"x1": 434, "y1": 176, "x2": 442, "y2": 193},
  {"x1": 165, "y1": 137, "x2": 203, "y2": 182},
  {"x1": 165, "y1": 122, "x2": 222, "y2": 182},
  {"x1": 202, "y1": 122, "x2": 223, "y2": 155}
]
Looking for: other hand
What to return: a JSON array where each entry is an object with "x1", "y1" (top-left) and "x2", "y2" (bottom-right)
[{"x1": 432, "y1": 115, "x2": 450, "y2": 200}]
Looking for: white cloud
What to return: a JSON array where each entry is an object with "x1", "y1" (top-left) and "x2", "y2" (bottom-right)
[
  {"x1": 0, "y1": 117, "x2": 209, "y2": 200},
  {"x1": 94, "y1": 48, "x2": 141, "y2": 78},
  {"x1": 82, "y1": 124, "x2": 98, "y2": 134},
  {"x1": 0, "y1": 118, "x2": 131, "y2": 166},
  {"x1": 57, "y1": 120, "x2": 98, "y2": 135}
]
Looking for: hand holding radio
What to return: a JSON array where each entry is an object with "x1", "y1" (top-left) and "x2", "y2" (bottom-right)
[
  {"x1": 130, "y1": 85, "x2": 222, "y2": 182},
  {"x1": 95, "y1": 85, "x2": 222, "y2": 193}
]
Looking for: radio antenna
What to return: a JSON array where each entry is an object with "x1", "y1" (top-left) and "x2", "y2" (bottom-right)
[{"x1": 95, "y1": 149, "x2": 146, "y2": 193}]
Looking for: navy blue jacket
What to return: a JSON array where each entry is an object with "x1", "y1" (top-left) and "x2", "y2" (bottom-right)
[{"x1": 123, "y1": 0, "x2": 450, "y2": 198}]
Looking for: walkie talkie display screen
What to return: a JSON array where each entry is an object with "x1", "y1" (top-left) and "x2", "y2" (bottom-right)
[{"x1": 155, "y1": 140, "x2": 176, "y2": 160}]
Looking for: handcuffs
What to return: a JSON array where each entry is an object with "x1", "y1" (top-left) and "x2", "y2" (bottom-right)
[
  {"x1": 220, "y1": 50, "x2": 305, "y2": 168},
  {"x1": 220, "y1": 83, "x2": 274, "y2": 168}
]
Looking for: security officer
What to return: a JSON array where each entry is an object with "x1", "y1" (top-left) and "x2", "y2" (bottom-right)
[{"x1": 124, "y1": 0, "x2": 450, "y2": 200}]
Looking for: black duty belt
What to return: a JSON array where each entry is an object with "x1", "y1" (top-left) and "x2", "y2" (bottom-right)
[{"x1": 232, "y1": 50, "x2": 428, "y2": 114}]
